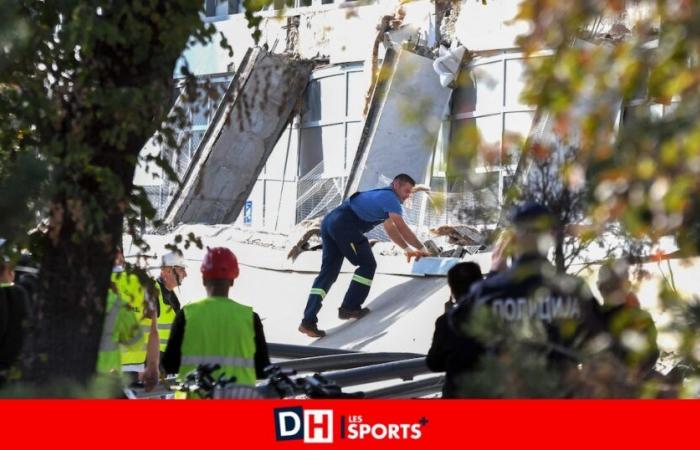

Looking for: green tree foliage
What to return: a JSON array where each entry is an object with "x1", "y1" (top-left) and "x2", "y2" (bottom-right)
[{"x1": 0, "y1": 1, "x2": 218, "y2": 389}]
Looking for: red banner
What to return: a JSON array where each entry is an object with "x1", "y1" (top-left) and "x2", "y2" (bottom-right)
[{"x1": 0, "y1": 400, "x2": 695, "y2": 448}]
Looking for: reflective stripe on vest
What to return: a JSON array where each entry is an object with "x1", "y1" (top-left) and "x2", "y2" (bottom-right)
[
  {"x1": 155, "y1": 283, "x2": 176, "y2": 352},
  {"x1": 178, "y1": 297, "x2": 256, "y2": 387},
  {"x1": 181, "y1": 356, "x2": 255, "y2": 368}
]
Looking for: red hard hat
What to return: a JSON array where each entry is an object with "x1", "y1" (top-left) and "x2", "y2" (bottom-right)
[{"x1": 200, "y1": 247, "x2": 239, "y2": 280}]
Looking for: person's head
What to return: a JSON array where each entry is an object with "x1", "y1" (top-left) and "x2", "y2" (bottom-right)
[
  {"x1": 597, "y1": 260, "x2": 631, "y2": 306},
  {"x1": 200, "y1": 247, "x2": 239, "y2": 297},
  {"x1": 391, "y1": 173, "x2": 416, "y2": 203},
  {"x1": 447, "y1": 261, "x2": 483, "y2": 300},
  {"x1": 160, "y1": 251, "x2": 188, "y2": 290},
  {"x1": 509, "y1": 202, "x2": 556, "y2": 258}
]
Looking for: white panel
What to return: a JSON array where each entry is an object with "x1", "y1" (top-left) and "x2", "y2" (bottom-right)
[
  {"x1": 265, "y1": 125, "x2": 294, "y2": 180},
  {"x1": 473, "y1": 62, "x2": 503, "y2": 112},
  {"x1": 503, "y1": 111, "x2": 534, "y2": 165},
  {"x1": 285, "y1": 127, "x2": 299, "y2": 181},
  {"x1": 251, "y1": 181, "x2": 265, "y2": 228},
  {"x1": 475, "y1": 114, "x2": 503, "y2": 167},
  {"x1": 505, "y1": 58, "x2": 528, "y2": 108},
  {"x1": 263, "y1": 180, "x2": 297, "y2": 232},
  {"x1": 264, "y1": 180, "x2": 282, "y2": 231},
  {"x1": 345, "y1": 121, "x2": 362, "y2": 173},
  {"x1": 319, "y1": 74, "x2": 346, "y2": 122},
  {"x1": 347, "y1": 71, "x2": 366, "y2": 119},
  {"x1": 320, "y1": 124, "x2": 345, "y2": 178}
]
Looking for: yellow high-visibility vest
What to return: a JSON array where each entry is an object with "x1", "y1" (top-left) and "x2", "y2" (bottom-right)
[
  {"x1": 111, "y1": 271, "x2": 151, "y2": 365},
  {"x1": 178, "y1": 297, "x2": 256, "y2": 388},
  {"x1": 96, "y1": 290, "x2": 141, "y2": 375}
]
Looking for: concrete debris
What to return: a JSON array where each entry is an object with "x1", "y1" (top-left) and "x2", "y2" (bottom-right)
[
  {"x1": 430, "y1": 224, "x2": 485, "y2": 246},
  {"x1": 346, "y1": 47, "x2": 452, "y2": 196},
  {"x1": 286, "y1": 218, "x2": 322, "y2": 261},
  {"x1": 164, "y1": 48, "x2": 314, "y2": 225}
]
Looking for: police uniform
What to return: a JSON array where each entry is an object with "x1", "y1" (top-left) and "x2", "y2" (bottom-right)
[{"x1": 448, "y1": 254, "x2": 605, "y2": 396}]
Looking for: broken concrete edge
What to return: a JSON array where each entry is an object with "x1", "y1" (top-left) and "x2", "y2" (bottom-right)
[
  {"x1": 344, "y1": 47, "x2": 398, "y2": 199},
  {"x1": 162, "y1": 47, "x2": 262, "y2": 226},
  {"x1": 221, "y1": 57, "x2": 316, "y2": 224},
  {"x1": 165, "y1": 51, "x2": 316, "y2": 225}
]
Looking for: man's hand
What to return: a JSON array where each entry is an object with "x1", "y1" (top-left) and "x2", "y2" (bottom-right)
[
  {"x1": 140, "y1": 366, "x2": 159, "y2": 392},
  {"x1": 405, "y1": 247, "x2": 431, "y2": 262}
]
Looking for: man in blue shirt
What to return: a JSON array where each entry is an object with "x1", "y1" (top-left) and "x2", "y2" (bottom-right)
[{"x1": 299, "y1": 174, "x2": 431, "y2": 338}]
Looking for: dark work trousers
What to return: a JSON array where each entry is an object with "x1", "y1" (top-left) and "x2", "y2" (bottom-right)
[{"x1": 302, "y1": 204, "x2": 378, "y2": 326}]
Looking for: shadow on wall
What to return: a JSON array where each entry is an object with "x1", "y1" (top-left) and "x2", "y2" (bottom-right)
[{"x1": 312, "y1": 277, "x2": 446, "y2": 351}]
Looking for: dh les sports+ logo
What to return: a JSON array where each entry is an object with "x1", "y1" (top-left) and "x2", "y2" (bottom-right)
[{"x1": 273, "y1": 406, "x2": 427, "y2": 444}]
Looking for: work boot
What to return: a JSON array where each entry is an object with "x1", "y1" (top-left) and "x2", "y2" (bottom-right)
[
  {"x1": 338, "y1": 307, "x2": 371, "y2": 320},
  {"x1": 298, "y1": 322, "x2": 326, "y2": 338}
]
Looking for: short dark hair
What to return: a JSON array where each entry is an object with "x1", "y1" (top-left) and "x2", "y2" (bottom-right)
[
  {"x1": 393, "y1": 174, "x2": 416, "y2": 186},
  {"x1": 447, "y1": 262, "x2": 483, "y2": 299}
]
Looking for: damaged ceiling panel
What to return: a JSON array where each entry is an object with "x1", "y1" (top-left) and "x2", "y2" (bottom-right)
[
  {"x1": 164, "y1": 48, "x2": 314, "y2": 225},
  {"x1": 345, "y1": 47, "x2": 452, "y2": 196}
]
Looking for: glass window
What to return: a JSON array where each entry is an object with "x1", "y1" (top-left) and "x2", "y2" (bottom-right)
[
  {"x1": 301, "y1": 74, "x2": 347, "y2": 124},
  {"x1": 503, "y1": 111, "x2": 534, "y2": 166},
  {"x1": 299, "y1": 128, "x2": 323, "y2": 176},
  {"x1": 505, "y1": 58, "x2": 527, "y2": 108},
  {"x1": 452, "y1": 70, "x2": 476, "y2": 116},
  {"x1": 216, "y1": 0, "x2": 229, "y2": 15},
  {"x1": 445, "y1": 52, "x2": 537, "y2": 218},
  {"x1": 472, "y1": 61, "x2": 503, "y2": 112},
  {"x1": 302, "y1": 80, "x2": 321, "y2": 123},
  {"x1": 191, "y1": 100, "x2": 209, "y2": 127}
]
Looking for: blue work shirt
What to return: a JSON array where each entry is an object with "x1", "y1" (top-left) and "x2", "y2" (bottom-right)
[{"x1": 348, "y1": 187, "x2": 402, "y2": 224}]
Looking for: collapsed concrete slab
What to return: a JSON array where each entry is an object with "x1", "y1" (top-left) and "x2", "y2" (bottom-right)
[
  {"x1": 164, "y1": 48, "x2": 314, "y2": 225},
  {"x1": 345, "y1": 47, "x2": 452, "y2": 196}
]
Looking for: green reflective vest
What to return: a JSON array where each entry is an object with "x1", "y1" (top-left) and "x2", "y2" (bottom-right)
[
  {"x1": 111, "y1": 271, "x2": 151, "y2": 365},
  {"x1": 96, "y1": 290, "x2": 141, "y2": 375},
  {"x1": 155, "y1": 283, "x2": 176, "y2": 352},
  {"x1": 178, "y1": 297, "x2": 256, "y2": 386}
]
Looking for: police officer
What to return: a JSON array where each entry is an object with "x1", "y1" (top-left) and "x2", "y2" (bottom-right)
[
  {"x1": 299, "y1": 174, "x2": 431, "y2": 338},
  {"x1": 449, "y1": 202, "x2": 604, "y2": 397},
  {"x1": 162, "y1": 247, "x2": 270, "y2": 387}
]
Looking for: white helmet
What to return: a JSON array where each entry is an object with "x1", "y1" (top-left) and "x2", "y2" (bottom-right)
[{"x1": 161, "y1": 251, "x2": 186, "y2": 268}]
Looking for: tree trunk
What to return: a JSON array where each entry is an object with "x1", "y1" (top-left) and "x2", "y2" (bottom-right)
[{"x1": 14, "y1": 0, "x2": 205, "y2": 391}]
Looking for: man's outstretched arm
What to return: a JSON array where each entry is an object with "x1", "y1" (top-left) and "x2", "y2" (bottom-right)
[{"x1": 387, "y1": 212, "x2": 429, "y2": 253}]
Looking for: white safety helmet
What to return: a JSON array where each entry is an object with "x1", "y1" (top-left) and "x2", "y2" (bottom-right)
[{"x1": 161, "y1": 251, "x2": 186, "y2": 268}]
